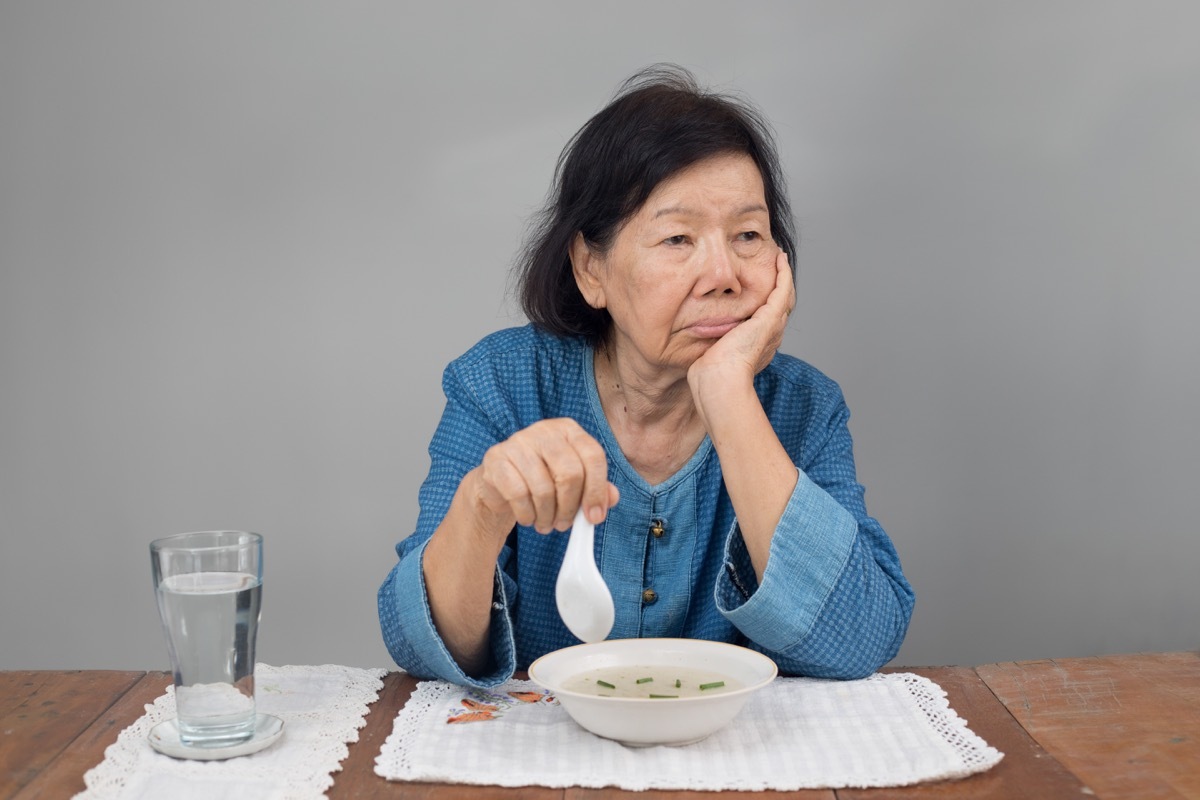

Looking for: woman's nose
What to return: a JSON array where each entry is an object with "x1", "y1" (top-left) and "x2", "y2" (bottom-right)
[{"x1": 697, "y1": 241, "x2": 742, "y2": 296}]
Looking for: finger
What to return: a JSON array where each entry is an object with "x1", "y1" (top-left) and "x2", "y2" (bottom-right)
[
  {"x1": 500, "y1": 437, "x2": 562, "y2": 533},
  {"x1": 479, "y1": 447, "x2": 538, "y2": 529},
  {"x1": 538, "y1": 433, "x2": 588, "y2": 531},
  {"x1": 564, "y1": 426, "x2": 612, "y2": 524},
  {"x1": 781, "y1": 250, "x2": 795, "y2": 297},
  {"x1": 773, "y1": 251, "x2": 795, "y2": 314},
  {"x1": 524, "y1": 452, "x2": 563, "y2": 534},
  {"x1": 747, "y1": 253, "x2": 790, "y2": 323}
]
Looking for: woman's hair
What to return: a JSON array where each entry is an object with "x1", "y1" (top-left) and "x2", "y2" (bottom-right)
[{"x1": 517, "y1": 64, "x2": 797, "y2": 344}]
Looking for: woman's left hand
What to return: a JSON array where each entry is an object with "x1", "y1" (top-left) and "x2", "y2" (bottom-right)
[{"x1": 688, "y1": 248, "x2": 794, "y2": 388}]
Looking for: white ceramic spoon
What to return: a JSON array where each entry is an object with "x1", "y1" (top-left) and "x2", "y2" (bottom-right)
[{"x1": 555, "y1": 508, "x2": 615, "y2": 643}]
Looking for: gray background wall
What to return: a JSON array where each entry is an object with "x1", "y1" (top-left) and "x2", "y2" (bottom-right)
[{"x1": 2, "y1": 1, "x2": 1197, "y2": 671}]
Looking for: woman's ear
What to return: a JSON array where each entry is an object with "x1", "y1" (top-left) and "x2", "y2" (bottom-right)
[{"x1": 570, "y1": 233, "x2": 607, "y2": 310}]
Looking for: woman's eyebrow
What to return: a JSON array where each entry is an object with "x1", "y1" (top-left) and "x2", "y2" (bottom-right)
[
  {"x1": 652, "y1": 204, "x2": 693, "y2": 219},
  {"x1": 651, "y1": 203, "x2": 768, "y2": 219}
]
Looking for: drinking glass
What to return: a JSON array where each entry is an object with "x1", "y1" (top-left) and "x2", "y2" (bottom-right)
[{"x1": 150, "y1": 530, "x2": 263, "y2": 747}]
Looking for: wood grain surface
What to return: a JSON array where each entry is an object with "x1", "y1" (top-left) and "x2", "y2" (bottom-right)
[
  {"x1": 977, "y1": 651, "x2": 1200, "y2": 800},
  {"x1": 1, "y1": 670, "x2": 147, "y2": 799}
]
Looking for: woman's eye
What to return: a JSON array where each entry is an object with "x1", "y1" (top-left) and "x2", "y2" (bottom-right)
[
  {"x1": 662, "y1": 235, "x2": 688, "y2": 246},
  {"x1": 736, "y1": 231, "x2": 761, "y2": 242}
]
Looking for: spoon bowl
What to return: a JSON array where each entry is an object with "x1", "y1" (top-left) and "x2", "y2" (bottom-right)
[{"x1": 555, "y1": 509, "x2": 615, "y2": 643}]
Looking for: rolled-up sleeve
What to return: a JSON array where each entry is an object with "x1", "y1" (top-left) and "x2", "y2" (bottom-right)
[
  {"x1": 715, "y1": 387, "x2": 915, "y2": 679},
  {"x1": 717, "y1": 469, "x2": 857, "y2": 649},
  {"x1": 377, "y1": 537, "x2": 518, "y2": 688}
]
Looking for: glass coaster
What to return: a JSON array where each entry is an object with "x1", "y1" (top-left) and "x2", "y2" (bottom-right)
[{"x1": 148, "y1": 713, "x2": 284, "y2": 760}]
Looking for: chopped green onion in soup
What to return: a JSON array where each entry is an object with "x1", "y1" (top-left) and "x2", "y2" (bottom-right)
[{"x1": 562, "y1": 666, "x2": 741, "y2": 698}]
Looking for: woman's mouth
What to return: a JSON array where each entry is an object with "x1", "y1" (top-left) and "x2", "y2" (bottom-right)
[{"x1": 687, "y1": 318, "x2": 742, "y2": 338}]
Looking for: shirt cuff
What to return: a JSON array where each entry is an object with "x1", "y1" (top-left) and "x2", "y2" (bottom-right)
[
  {"x1": 389, "y1": 537, "x2": 517, "y2": 688},
  {"x1": 716, "y1": 468, "x2": 857, "y2": 652}
]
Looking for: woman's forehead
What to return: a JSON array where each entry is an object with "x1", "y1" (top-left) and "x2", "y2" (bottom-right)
[{"x1": 637, "y1": 154, "x2": 767, "y2": 220}]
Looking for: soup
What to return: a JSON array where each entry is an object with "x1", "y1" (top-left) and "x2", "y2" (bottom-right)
[{"x1": 561, "y1": 665, "x2": 742, "y2": 698}]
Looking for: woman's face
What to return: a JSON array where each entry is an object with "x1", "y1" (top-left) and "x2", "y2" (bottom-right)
[{"x1": 572, "y1": 153, "x2": 779, "y2": 377}]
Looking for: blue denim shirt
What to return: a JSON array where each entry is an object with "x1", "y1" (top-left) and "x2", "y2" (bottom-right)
[{"x1": 378, "y1": 326, "x2": 914, "y2": 687}]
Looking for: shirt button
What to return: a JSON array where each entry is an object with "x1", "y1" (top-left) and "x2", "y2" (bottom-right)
[
  {"x1": 642, "y1": 588, "x2": 658, "y2": 605},
  {"x1": 649, "y1": 519, "x2": 665, "y2": 538}
]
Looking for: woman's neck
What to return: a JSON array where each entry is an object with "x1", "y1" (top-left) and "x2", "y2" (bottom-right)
[{"x1": 594, "y1": 345, "x2": 707, "y2": 484}]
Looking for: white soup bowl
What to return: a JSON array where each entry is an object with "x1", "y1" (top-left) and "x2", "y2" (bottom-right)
[{"x1": 528, "y1": 638, "x2": 777, "y2": 747}]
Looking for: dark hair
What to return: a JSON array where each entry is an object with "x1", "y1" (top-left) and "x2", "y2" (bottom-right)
[{"x1": 517, "y1": 64, "x2": 797, "y2": 344}]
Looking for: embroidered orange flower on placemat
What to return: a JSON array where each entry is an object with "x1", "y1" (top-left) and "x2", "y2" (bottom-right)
[
  {"x1": 508, "y1": 691, "x2": 554, "y2": 704},
  {"x1": 445, "y1": 687, "x2": 557, "y2": 724}
]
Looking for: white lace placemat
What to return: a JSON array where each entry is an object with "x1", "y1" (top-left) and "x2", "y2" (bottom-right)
[
  {"x1": 77, "y1": 663, "x2": 387, "y2": 800},
  {"x1": 375, "y1": 673, "x2": 1003, "y2": 791}
]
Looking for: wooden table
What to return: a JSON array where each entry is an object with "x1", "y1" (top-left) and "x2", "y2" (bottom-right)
[{"x1": 2, "y1": 652, "x2": 1196, "y2": 799}]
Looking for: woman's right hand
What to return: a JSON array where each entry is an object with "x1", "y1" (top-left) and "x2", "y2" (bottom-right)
[
  {"x1": 467, "y1": 417, "x2": 619, "y2": 537},
  {"x1": 424, "y1": 416, "x2": 615, "y2": 676},
  {"x1": 422, "y1": 418, "x2": 616, "y2": 675}
]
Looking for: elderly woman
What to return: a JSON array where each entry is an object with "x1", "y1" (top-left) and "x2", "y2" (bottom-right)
[{"x1": 378, "y1": 66, "x2": 913, "y2": 688}]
